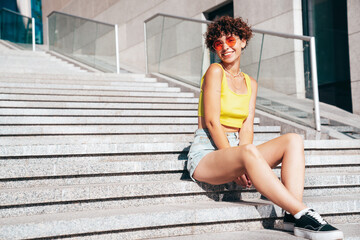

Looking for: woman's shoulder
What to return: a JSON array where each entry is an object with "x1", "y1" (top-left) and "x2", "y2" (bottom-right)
[
  {"x1": 207, "y1": 63, "x2": 223, "y2": 74},
  {"x1": 204, "y1": 63, "x2": 224, "y2": 82}
]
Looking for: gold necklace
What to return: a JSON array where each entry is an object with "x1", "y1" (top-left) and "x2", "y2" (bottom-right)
[
  {"x1": 221, "y1": 63, "x2": 241, "y2": 78},
  {"x1": 231, "y1": 76, "x2": 245, "y2": 91}
]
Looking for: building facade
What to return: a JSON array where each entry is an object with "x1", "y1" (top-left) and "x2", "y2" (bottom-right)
[{"x1": 40, "y1": 0, "x2": 360, "y2": 115}]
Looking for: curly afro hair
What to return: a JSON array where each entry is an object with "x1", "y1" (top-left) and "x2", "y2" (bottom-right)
[{"x1": 205, "y1": 16, "x2": 253, "y2": 51}]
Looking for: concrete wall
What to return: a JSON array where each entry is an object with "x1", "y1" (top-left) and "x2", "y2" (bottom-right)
[
  {"x1": 17, "y1": 0, "x2": 32, "y2": 17},
  {"x1": 42, "y1": 0, "x2": 227, "y2": 73},
  {"x1": 234, "y1": 0, "x2": 305, "y2": 98},
  {"x1": 347, "y1": 0, "x2": 360, "y2": 115}
]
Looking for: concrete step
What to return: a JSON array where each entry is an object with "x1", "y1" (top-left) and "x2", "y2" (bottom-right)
[
  {"x1": 0, "y1": 108, "x2": 196, "y2": 116},
  {"x1": 0, "y1": 55, "x2": 71, "y2": 62},
  {"x1": 0, "y1": 125, "x2": 279, "y2": 136},
  {"x1": 1, "y1": 183, "x2": 358, "y2": 219},
  {"x1": 0, "y1": 195, "x2": 358, "y2": 240},
  {"x1": 0, "y1": 58, "x2": 78, "y2": 66},
  {"x1": 0, "y1": 50, "x2": 49, "y2": 57},
  {"x1": 151, "y1": 223, "x2": 360, "y2": 240},
  {"x1": 0, "y1": 141, "x2": 189, "y2": 157},
  {"x1": 271, "y1": 105, "x2": 289, "y2": 111},
  {"x1": 0, "y1": 72, "x2": 150, "y2": 82},
  {"x1": 331, "y1": 126, "x2": 359, "y2": 133},
  {"x1": 0, "y1": 67, "x2": 87, "y2": 74},
  {"x1": 0, "y1": 82, "x2": 181, "y2": 92},
  {"x1": 0, "y1": 62, "x2": 80, "y2": 70},
  {"x1": 0, "y1": 116, "x2": 199, "y2": 124},
  {"x1": 321, "y1": 117, "x2": 330, "y2": 125},
  {"x1": 0, "y1": 78, "x2": 169, "y2": 87},
  {"x1": 0, "y1": 43, "x2": 16, "y2": 51},
  {"x1": 1, "y1": 171, "x2": 359, "y2": 207},
  {"x1": 256, "y1": 99, "x2": 272, "y2": 106},
  {"x1": 303, "y1": 140, "x2": 360, "y2": 150},
  {"x1": 0, "y1": 134, "x2": 194, "y2": 146},
  {"x1": 1, "y1": 153, "x2": 359, "y2": 179},
  {"x1": 288, "y1": 111, "x2": 309, "y2": 118},
  {"x1": 0, "y1": 101, "x2": 197, "y2": 109},
  {"x1": 351, "y1": 133, "x2": 360, "y2": 139},
  {"x1": 0, "y1": 124, "x2": 199, "y2": 135},
  {"x1": 0, "y1": 64, "x2": 85, "y2": 71},
  {"x1": 0, "y1": 133, "x2": 278, "y2": 146},
  {"x1": 0, "y1": 61, "x2": 82, "y2": 68},
  {"x1": 0, "y1": 116, "x2": 260, "y2": 125},
  {"x1": 1, "y1": 139, "x2": 359, "y2": 158},
  {"x1": 0, "y1": 93, "x2": 198, "y2": 103},
  {"x1": 0, "y1": 87, "x2": 194, "y2": 97}
]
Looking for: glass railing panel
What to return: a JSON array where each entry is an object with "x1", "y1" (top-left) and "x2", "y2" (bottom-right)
[
  {"x1": 241, "y1": 32, "x2": 264, "y2": 81},
  {"x1": 49, "y1": 12, "x2": 75, "y2": 54},
  {"x1": 145, "y1": 15, "x2": 208, "y2": 87},
  {"x1": 73, "y1": 17, "x2": 96, "y2": 68},
  {"x1": 48, "y1": 11, "x2": 117, "y2": 72},
  {"x1": 158, "y1": 16, "x2": 206, "y2": 87},
  {"x1": 255, "y1": 34, "x2": 316, "y2": 128},
  {"x1": 94, "y1": 23, "x2": 117, "y2": 72},
  {"x1": 0, "y1": 8, "x2": 34, "y2": 50},
  {"x1": 145, "y1": 15, "x2": 164, "y2": 74}
]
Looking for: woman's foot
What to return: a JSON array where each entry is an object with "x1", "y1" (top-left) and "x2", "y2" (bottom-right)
[{"x1": 294, "y1": 209, "x2": 344, "y2": 240}]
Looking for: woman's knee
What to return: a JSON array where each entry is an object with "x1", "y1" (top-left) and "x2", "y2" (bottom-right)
[
  {"x1": 238, "y1": 144, "x2": 262, "y2": 165},
  {"x1": 283, "y1": 133, "x2": 305, "y2": 165},
  {"x1": 284, "y1": 133, "x2": 304, "y2": 148}
]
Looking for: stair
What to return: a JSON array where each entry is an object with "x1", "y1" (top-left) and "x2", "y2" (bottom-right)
[
  {"x1": 1, "y1": 48, "x2": 360, "y2": 239},
  {"x1": 257, "y1": 93, "x2": 360, "y2": 139},
  {"x1": 0, "y1": 43, "x2": 87, "y2": 74}
]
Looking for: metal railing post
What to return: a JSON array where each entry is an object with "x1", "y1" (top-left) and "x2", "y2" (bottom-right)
[
  {"x1": 144, "y1": 22, "x2": 148, "y2": 75},
  {"x1": 32, "y1": 17, "x2": 35, "y2": 51},
  {"x1": 0, "y1": 10, "x2": 2, "y2": 39},
  {"x1": 256, "y1": 33, "x2": 265, "y2": 82},
  {"x1": 114, "y1": 24, "x2": 120, "y2": 74},
  {"x1": 310, "y1": 37, "x2": 321, "y2": 131}
]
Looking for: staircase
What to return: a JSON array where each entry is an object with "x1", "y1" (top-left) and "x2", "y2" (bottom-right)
[
  {"x1": 1, "y1": 47, "x2": 360, "y2": 239},
  {"x1": 256, "y1": 90, "x2": 360, "y2": 140},
  {"x1": 0, "y1": 42, "x2": 87, "y2": 74}
]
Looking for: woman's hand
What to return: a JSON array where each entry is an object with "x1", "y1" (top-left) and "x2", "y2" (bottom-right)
[{"x1": 234, "y1": 174, "x2": 252, "y2": 188}]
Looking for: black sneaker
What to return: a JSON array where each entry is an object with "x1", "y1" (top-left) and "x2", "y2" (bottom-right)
[
  {"x1": 294, "y1": 209, "x2": 344, "y2": 240},
  {"x1": 283, "y1": 212, "x2": 295, "y2": 231}
]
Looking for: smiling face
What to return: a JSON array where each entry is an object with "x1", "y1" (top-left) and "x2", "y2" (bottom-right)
[{"x1": 213, "y1": 35, "x2": 246, "y2": 63}]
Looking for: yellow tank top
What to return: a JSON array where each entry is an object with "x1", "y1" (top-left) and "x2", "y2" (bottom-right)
[{"x1": 198, "y1": 63, "x2": 252, "y2": 128}]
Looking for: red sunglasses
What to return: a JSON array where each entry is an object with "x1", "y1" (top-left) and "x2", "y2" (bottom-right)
[{"x1": 213, "y1": 36, "x2": 237, "y2": 51}]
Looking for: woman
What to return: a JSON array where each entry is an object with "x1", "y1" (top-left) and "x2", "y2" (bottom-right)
[{"x1": 187, "y1": 16, "x2": 343, "y2": 240}]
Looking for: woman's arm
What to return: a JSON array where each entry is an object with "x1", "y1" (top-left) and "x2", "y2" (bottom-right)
[
  {"x1": 203, "y1": 64, "x2": 230, "y2": 149},
  {"x1": 235, "y1": 76, "x2": 258, "y2": 187},
  {"x1": 239, "y1": 76, "x2": 258, "y2": 145}
]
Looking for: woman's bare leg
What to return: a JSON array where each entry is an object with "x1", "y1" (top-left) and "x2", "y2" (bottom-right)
[
  {"x1": 193, "y1": 143, "x2": 307, "y2": 215},
  {"x1": 257, "y1": 133, "x2": 305, "y2": 201}
]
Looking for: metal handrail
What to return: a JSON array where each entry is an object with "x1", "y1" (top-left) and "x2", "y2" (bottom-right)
[
  {"x1": 144, "y1": 13, "x2": 212, "y2": 24},
  {"x1": 47, "y1": 11, "x2": 114, "y2": 27},
  {"x1": 144, "y1": 13, "x2": 312, "y2": 41},
  {"x1": 0, "y1": 8, "x2": 36, "y2": 51},
  {"x1": 47, "y1": 11, "x2": 120, "y2": 73},
  {"x1": 144, "y1": 13, "x2": 321, "y2": 131},
  {"x1": 1, "y1": 8, "x2": 31, "y2": 19}
]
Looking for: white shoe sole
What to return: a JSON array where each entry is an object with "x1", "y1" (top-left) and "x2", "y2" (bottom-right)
[{"x1": 294, "y1": 227, "x2": 344, "y2": 240}]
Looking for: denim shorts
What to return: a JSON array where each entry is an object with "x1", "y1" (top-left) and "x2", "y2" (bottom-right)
[{"x1": 187, "y1": 128, "x2": 240, "y2": 182}]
